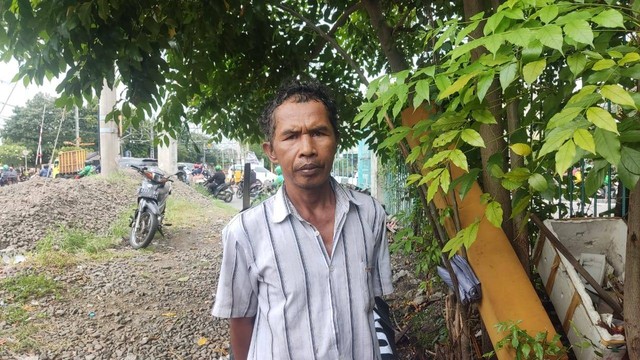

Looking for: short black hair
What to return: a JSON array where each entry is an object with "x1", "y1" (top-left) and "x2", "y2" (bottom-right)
[{"x1": 259, "y1": 80, "x2": 339, "y2": 143}]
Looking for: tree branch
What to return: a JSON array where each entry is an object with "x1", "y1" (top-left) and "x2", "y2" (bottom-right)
[
  {"x1": 274, "y1": 4, "x2": 369, "y2": 85},
  {"x1": 310, "y1": 3, "x2": 363, "y2": 62}
]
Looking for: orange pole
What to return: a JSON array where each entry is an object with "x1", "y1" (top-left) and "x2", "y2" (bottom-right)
[{"x1": 401, "y1": 107, "x2": 558, "y2": 359}]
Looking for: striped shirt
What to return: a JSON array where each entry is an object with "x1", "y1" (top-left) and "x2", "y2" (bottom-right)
[{"x1": 212, "y1": 179, "x2": 394, "y2": 360}]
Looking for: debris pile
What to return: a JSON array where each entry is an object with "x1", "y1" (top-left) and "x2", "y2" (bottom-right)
[{"x1": 0, "y1": 175, "x2": 139, "y2": 250}]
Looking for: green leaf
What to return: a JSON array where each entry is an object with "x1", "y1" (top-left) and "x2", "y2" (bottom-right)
[
  {"x1": 413, "y1": 79, "x2": 431, "y2": 108},
  {"x1": 485, "y1": 201, "x2": 503, "y2": 228},
  {"x1": 453, "y1": 168, "x2": 480, "y2": 200},
  {"x1": 600, "y1": 84, "x2": 636, "y2": 108},
  {"x1": 567, "y1": 85, "x2": 598, "y2": 106},
  {"x1": 484, "y1": 12, "x2": 505, "y2": 35},
  {"x1": 594, "y1": 128, "x2": 621, "y2": 165},
  {"x1": 510, "y1": 143, "x2": 532, "y2": 156},
  {"x1": 456, "y1": 21, "x2": 480, "y2": 45},
  {"x1": 547, "y1": 107, "x2": 582, "y2": 130},
  {"x1": 463, "y1": 221, "x2": 480, "y2": 248},
  {"x1": 503, "y1": 8, "x2": 524, "y2": 20},
  {"x1": 423, "y1": 150, "x2": 451, "y2": 169},
  {"x1": 476, "y1": 72, "x2": 494, "y2": 102},
  {"x1": 506, "y1": 28, "x2": 533, "y2": 47},
  {"x1": 620, "y1": 146, "x2": 640, "y2": 175},
  {"x1": 592, "y1": 9, "x2": 625, "y2": 28},
  {"x1": 406, "y1": 174, "x2": 422, "y2": 186},
  {"x1": 438, "y1": 72, "x2": 478, "y2": 100},
  {"x1": 427, "y1": 177, "x2": 441, "y2": 202},
  {"x1": 538, "y1": 5, "x2": 559, "y2": 24},
  {"x1": 433, "y1": 130, "x2": 460, "y2": 147},
  {"x1": 586, "y1": 107, "x2": 619, "y2": 134},
  {"x1": 522, "y1": 40, "x2": 543, "y2": 63},
  {"x1": 584, "y1": 165, "x2": 607, "y2": 196},
  {"x1": 378, "y1": 127, "x2": 410, "y2": 149},
  {"x1": 435, "y1": 75, "x2": 452, "y2": 92},
  {"x1": 439, "y1": 169, "x2": 451, "y2": 193},
  {"x1": 512, "y1": 194, "x2": 532, "y2": 216},
  {"x1": 618, "y1": 52, "x2": 640, "y2": 66},
  {"x1": 556, "y1": 140, "x2": 576, "y2": 175},
  {"x1": 461, "y1": 129, "x2": 485, "y2": 147},
  {"x1": 528, "y1": 173, "x2": 548, "y2": 192},
  {"x1": 563, "y1": 20, "x2": 593, "y2": 45},
  {"x1": 499, "y1": 62, "x2": 518, "y2": 91},
  {"x1": 573, "y1": 128, "x2": 596, "y2": 154},
  {"x1": 472, "y1": 109, "x2": 497, "y2": 124},
  {"x1": 449, "y1": 149, "x2": 469, "y2": 171},
  {"x1": 617, "y1": 163, "x2": 640, "y2": 190},
  {"x1": 538, "y1": 128, "x2": 575, "y2": 157},
  {"x1": 567, "y1": 53, "x2": 587, "y2": 76},
  {"x1": 536, "y1": 24, "x2": 563, "y2": 52},
  {"x1": 592, "y1": 59, "x2": 616, "y2": 71},
  {"x1": 484, "y1": 34, "x2": 505, "y2": 55},
  {"x1": 523, "y1": 59, "x2": 546, "y2": 84},
  {"x1": 434, "y1": 25, "x2": 457, "y2": 51}
]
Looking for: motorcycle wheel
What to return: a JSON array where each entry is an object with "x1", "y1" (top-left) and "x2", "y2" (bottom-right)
[
  {"x1": 224, "y1": 191, "x2": 233, "y2": 203},
  {"x1": 236, "y1": 186, "x2": 243, "y2": 199},
  {"x1": 129, "y1": 209, "x2": 158, "y2": 249}
]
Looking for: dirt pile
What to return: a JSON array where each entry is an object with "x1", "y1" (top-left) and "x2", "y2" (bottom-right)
[{"x1": 0, "y1": 174, "x2": 139, "y2": 251}]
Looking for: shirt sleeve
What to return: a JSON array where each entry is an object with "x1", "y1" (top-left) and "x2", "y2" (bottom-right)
[
  {"x1": 212, "y1": 219, "x2": 258, "y2": 318},
  {"x1": 372, "y1": 202, "x2": 394, "y2": 296}
]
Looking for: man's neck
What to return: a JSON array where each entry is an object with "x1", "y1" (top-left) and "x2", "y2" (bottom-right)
[{"x1": 285, "y1": 182, "x2": 335, "y2": 221}]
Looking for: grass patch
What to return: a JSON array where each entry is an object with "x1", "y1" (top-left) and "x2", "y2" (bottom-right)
[
  {"x1": 1, "y1": 274, "x2": 60, "y2": 303},
  {"x1": 32, "y1": 208, "x2": 135, "y2": 268},
  {"x1": 36, "y1": 225, "x2": 117, "y2": 254},
  {"x1": 192, "y1": 184, "x2": 239, "y2": 216},
  {"x1": 165, "y1": 197, "x2": 210, "y2": 227}
]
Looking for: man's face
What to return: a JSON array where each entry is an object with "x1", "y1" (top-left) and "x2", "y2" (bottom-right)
[{"x1": 263, "y1": 99, "x2": 337, "y2": 193}]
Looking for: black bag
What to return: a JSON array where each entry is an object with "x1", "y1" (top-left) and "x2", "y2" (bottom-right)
[{"x1": 374, "y1": 296, "x2": 397, "y2": 360}]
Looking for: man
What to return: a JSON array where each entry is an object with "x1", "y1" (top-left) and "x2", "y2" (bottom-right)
[
  {"x1": 212, "y1": 80, "x2": 393, "y2": 360},
  {"x1": 207, "y1": 165, "x2": 227, "y2": 194},
  {"x1": 39, "y1": 164, "x2": 51, "y2": 177}
]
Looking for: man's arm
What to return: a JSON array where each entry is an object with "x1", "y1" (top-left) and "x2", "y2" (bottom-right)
[{"x1": 230, "y1": 316, "x2": 255, "y2": 360}]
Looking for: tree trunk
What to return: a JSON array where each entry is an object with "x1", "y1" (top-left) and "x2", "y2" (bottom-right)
[
  {"x1": 624, "y1": 180, "x2": 640, "y2": 359},
  {"x1": 361, "y1": 0, "x2": 409, "y2": 72},
  {"x1": 506, "y1": 100, "x2": 530, "y2": 274},
  {"x1": 462, "y1": 0, "x2": 514, "y2": 244}
]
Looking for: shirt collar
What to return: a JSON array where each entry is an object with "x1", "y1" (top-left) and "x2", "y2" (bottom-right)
[{"x1": 272, "y1": 177, "x2": 364, "y2": 223}]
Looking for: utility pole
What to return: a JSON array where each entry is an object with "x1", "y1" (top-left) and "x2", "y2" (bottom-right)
[
  {"x1": 149, "y1": 118, "x2": 155, "y2": 159},
  {"x1": 99, "y1": 82, "x2": 119, "y2": 176}
]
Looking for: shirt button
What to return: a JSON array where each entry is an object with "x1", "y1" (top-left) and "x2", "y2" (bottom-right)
[
  {"x1": 314, "y1": 230, "x2": 320, "y2": 237},
  {"x1": 329, "y1": 266, "x2": 334, "y2": 272}
]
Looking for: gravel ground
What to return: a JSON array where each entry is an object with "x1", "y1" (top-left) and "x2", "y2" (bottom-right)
[
  {"x1": 1, "y1": 173, "x2": 234, "y2": 360},
  {"x1": 0, "y1": 173, "x2": 435, "y2": 360}
]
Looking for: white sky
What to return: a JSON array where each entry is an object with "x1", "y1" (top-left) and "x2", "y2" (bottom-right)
[{"x1": 0, "y1": 60, "x2": 60, "y2": 128}]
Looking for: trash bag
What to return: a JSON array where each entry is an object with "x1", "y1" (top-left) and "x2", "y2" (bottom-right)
[{"x1": 437, "y1": 254, "x2": 482, "y2": 305}]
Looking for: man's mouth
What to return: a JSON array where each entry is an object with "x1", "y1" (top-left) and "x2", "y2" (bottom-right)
[{"x1": 298, "y1": 163, "x2": 321, "y2": 172}]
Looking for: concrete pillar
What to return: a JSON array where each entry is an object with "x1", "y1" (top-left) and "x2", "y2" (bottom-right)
[
  {"x1": 157, "y1": 134, "x2": 178, "y2": 174},
  {"x1": 370, "y1": 150, "x2": 380, "y2": 200},
  {"x1": 99, "y1": 82, "x2": 120, "y2": 176}
]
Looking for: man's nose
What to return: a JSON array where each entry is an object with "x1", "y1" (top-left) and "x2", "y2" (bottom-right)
[{"x1": 300, "y1": 135, "x2": 316, "y2": 156}]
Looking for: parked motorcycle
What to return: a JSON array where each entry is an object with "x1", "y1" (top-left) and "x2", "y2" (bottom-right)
[
  {"x1": 208, "y1": 182, "x2": 234, "y2": 203},
  {"x1": 129, "y1": 165, "x2": 177, "y2": 249},
  {"x1": 235, "y1": 179, "x2": 262, "y2": 199}
]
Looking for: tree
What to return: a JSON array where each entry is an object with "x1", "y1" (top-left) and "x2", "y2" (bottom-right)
[
  {"x1": 0, "y1": 143, "x2": 28, "y2": 167},
  {"x1": 358, "y1": 1, "x2": 640, "y2": 357},
  {"x1": 0, "y1": 93, "x2": 98, "y2": 164}
]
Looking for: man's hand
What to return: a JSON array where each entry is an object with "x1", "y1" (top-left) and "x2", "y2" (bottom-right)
[{"x1": 230, "y1": 317, "x2": 255, "y2": 360}]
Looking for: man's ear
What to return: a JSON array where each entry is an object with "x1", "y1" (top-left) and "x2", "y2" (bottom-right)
[{"x1": 262, "y1": 141, "x2": 278, "y2": 163}]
